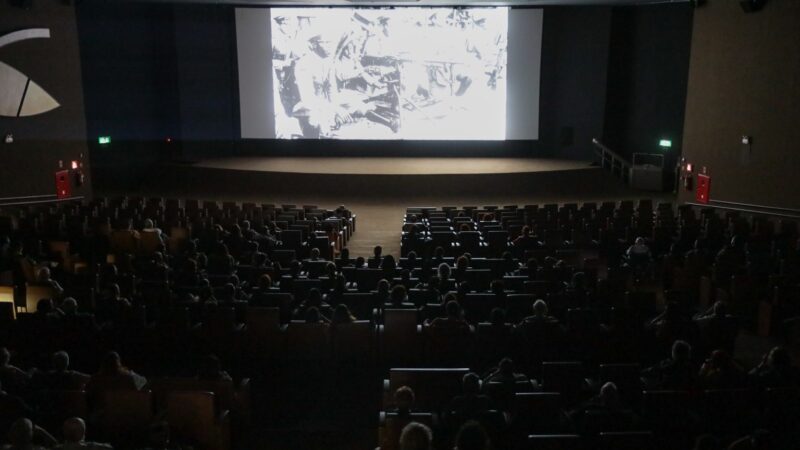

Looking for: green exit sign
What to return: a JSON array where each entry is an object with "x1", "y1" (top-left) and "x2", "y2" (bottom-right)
[
  {"x1": 659, "y1": 139, "x2": 672, "y2": 148},
  {"x1": 98, "y1": 136, "x2": 111, "y2": 145}
]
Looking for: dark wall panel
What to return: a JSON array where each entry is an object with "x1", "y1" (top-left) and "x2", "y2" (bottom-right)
[
  {"x1": 0, "y1": 1, "x2": 90, "y2": 199},
  {"x1": 604, "y1": 3, "x2": 693, "y2": 170},
  {"x1": 540, "y1": 6, "x2": 611, "y2": 160},
  {"x1": 76, "y1": 0, "x2": 180, "y2": 170},
  {"x1": 173, "y1": 4, "x2": 238, "y2": 158},
  {"x1": 679, "y1": 1, "x2": 800, "y2": 209}
]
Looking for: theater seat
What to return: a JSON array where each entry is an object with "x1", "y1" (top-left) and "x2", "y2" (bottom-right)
[
  {"x1": 540, "y1": 362, "x2": 585, "y2": 403},
  {"x1": 380, "y1": 309, "x2": 421, "y2": 366},
  {"x1": 286, "y1": 322, "x2": 331, "y2": 362},
  {"x1": 95, "y1": 389, "x2": 154, "y2": 442},
  {"x1": 527, "y1": 434, "x2": 584, "y2": 450},
  {"x1": 332, "y1": 320, "x2": 375, "y2": 365},
  {"x1": 512, "y1": 392, "x2": 564, "y2": 434},
  {"x1": 166, "y1": 391, "x2": 231, "y2": 450},
  {"x1": 597, "y1": 431, "x2": 654, "y2": 450}
]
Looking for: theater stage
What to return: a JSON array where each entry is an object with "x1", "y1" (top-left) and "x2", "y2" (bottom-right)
[
  {"x1": 191, "y1": 156, "x2": 591, "y2": 175},
  {"x1": 153, "y1": 156, "x2": 631, "y2": 202}
]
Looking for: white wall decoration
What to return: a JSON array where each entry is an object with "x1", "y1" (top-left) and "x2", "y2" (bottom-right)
[{"x1": 0, "y1": 28, "x2": 60, "y2": 118}]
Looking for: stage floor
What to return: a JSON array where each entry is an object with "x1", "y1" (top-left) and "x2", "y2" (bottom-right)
[{"x1": 191, "y1": 156, "x2": 594, "y2": 175}]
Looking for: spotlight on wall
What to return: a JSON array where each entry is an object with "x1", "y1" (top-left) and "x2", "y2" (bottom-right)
[{"x1": 4, "y1": 133, "x2": 13, "y2": 144}]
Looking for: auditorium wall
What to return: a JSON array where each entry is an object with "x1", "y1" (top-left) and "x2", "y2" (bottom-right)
[
  {"x1": 603, "y1": 3, "x2": 693, "y2": 164},
  {"x1": 680, "y1": 0, "x2": 800, "y2": 210},
  {"x1": 0, "y1": 1, "x2": 91, "y2": 201},
  {"x1": 75, "y1": 0, "x2": 180, "y2": 188}
]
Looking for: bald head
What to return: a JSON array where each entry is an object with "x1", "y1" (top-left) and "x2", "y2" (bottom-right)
[
  {"x1": 63, "y1": 417, "x2": 86, "y2": 443},
  {"x1": 8, "y1": 418, "x2": 33, "y2": 446}
]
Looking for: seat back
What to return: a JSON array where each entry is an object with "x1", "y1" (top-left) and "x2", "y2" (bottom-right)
[
  {"x1": 382, "y1": 309, "x2": 420, "y2": 365},
  {"x1": 332, "y1": 320, "x2": 374, "y2": 363},
  {"x1": 166, "y1": 391, "x2": 229, "y2": 450},
  {"x1": 286, "y1": 322, "x2": 331, "y2": 361},
  {"x1": 597, "y1": 431, "x2": 654, "y2": 450},
  {"x1": 97, "y1": 389, "x2": 154, "y2": 437},
  {"x1": 246, "y1": 307, "x2": 280, "y2": 338},
  {"x1": 341, "y1": 293, "x2": 374, "y2": 320},
  {"x1": 387, "y1": 368, "x2": 469, "y2": 412},
  {"x1": 139, "y1": 230, "x2": 162, "y2": 255},
  {"x1": 513, "y1": 392, "x2": 562, "y2": 433},
  {"x1": 527, "y1": 434, "x2": 583, "y2": 450},
  {"x1": 541, "y1": 362, "x2": 584, "y2": 400},
  {"x1": 641, "y1": 390, "x2": 693, "y2": 432},
  {"x1": 355, "y1": 269, "x2": 384, "y2": 292}
]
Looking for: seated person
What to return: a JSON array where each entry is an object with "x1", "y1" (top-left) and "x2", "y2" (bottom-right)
[
  {"x1": 37, "y1": 267, "x2": 64, "y2": 297},
  {"x1": 293, "y1": 289, "x2": 331, "y2": 320},
  {"x1": 86, "y1": 352, "x2": 147, "y2": 403},
  {"x1": 304, "y1": 306, "x2": 330, "y2": 324},
  {"x1": 369, "y1": 246, "x2": 384, "y2": 269},
  {"x1": 454, "y1": 420, "x2": 490, "y2": 450},
  {"x1": 331, "y1": 304, "x2": 357, "y2": 325},
  {"x1": 386, "y1": 285, "x2": 414, "y2": 309},
  {"x1": 0, "y1": 348, "x2": 31, "y2": 395},
  {"x1": 425, "y1": 300, "x2": 473, "y2": 333},
  {"x1": 697, "y1": 349, "x2": 749, "y2": 390},
  {"x1": 568, "y1": 382, "x2": 636, "y2": 433},
  {"x1": 749, "y1": 346, "x2": 800, "y2": 388},
  {"x1": 693, "y1": 435, "x2": 721, "y2": 450},
  {"x1": 641, "y1": 340, "x2": 697, "y2": 390},
  {"x1": 626, "y1": 237, "x2": 652, "y2": 272},
  {"x1": 57, "y1": 417, "x2": 113, "y2": 450},
  {"x1": 694, "y1": 301, "x2": 739, "y2": 354},
  {"x1": 0, "y1": 382, "x2": 36, "y2": 437},
  {"x1": 59, "y1": 298, "x2": 99, "y2": 331},
  {"x1": 515, "y1": 300, "x2": 564, "y2": 345},
  {"x1": 37, "y1": 351, "x2": 90, "y2": 391},
  {"x1": 489, "y1": 281, "x2": 507, "y2": 310},
  {"x1": 646, "y1": 302, "x2": 697, "y2": 350},
  {"x1": 399, "y1": 422, "x2": 432, "y2": 450},
  {"x1": 727, "y1": 429, "x2": 773, "y2": 450},
  {"x1": 196, "y1": 354, "x2": 232, "y2": 382},
  {"x1": 389, "y1": 386, "x2": 416, "y2": 417},
  {"x1": 447, "y1": 373, "x2": 491, "y2": 422},
  {"x1": 483, "y1": 357, "x2": 528, "y2": 385},
  {"x1": 4, "y1": 418, "x2": 58, "y2": 450}
]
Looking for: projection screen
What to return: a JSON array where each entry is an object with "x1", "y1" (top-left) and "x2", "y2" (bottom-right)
[{"x1": 237, "y1": 7, "x2": 542, "y2": 141}]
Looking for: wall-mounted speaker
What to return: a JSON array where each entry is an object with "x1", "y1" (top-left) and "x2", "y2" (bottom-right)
[{"x1": 740, "y1": 0, "x2": 767, "y2": 13}]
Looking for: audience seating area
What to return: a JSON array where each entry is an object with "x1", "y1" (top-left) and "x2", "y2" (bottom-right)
[{"x1": 0, "y1": 197, "x2": 799, "y2": 450}]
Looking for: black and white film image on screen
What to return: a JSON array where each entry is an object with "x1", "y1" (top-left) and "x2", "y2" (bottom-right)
[{"x1": 271, "y1": 8, "x2": 508, "y2": 140}]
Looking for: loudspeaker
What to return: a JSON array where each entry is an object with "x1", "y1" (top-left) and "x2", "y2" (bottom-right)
[{"x1": 740, "y1": 0, "x2": 767, "y2": 13}]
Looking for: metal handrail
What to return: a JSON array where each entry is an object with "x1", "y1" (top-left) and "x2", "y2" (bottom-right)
[
  {"x1": 685, "y1": 201, "x2": 800, "y2": 220},
  {"x1": 591, "y1": 138, "x2": 631, "y2": 183}
]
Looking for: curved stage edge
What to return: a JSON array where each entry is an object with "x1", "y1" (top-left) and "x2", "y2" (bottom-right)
[{"x1": 139, "y1": 157, "x2": 634, "y2": 203}]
